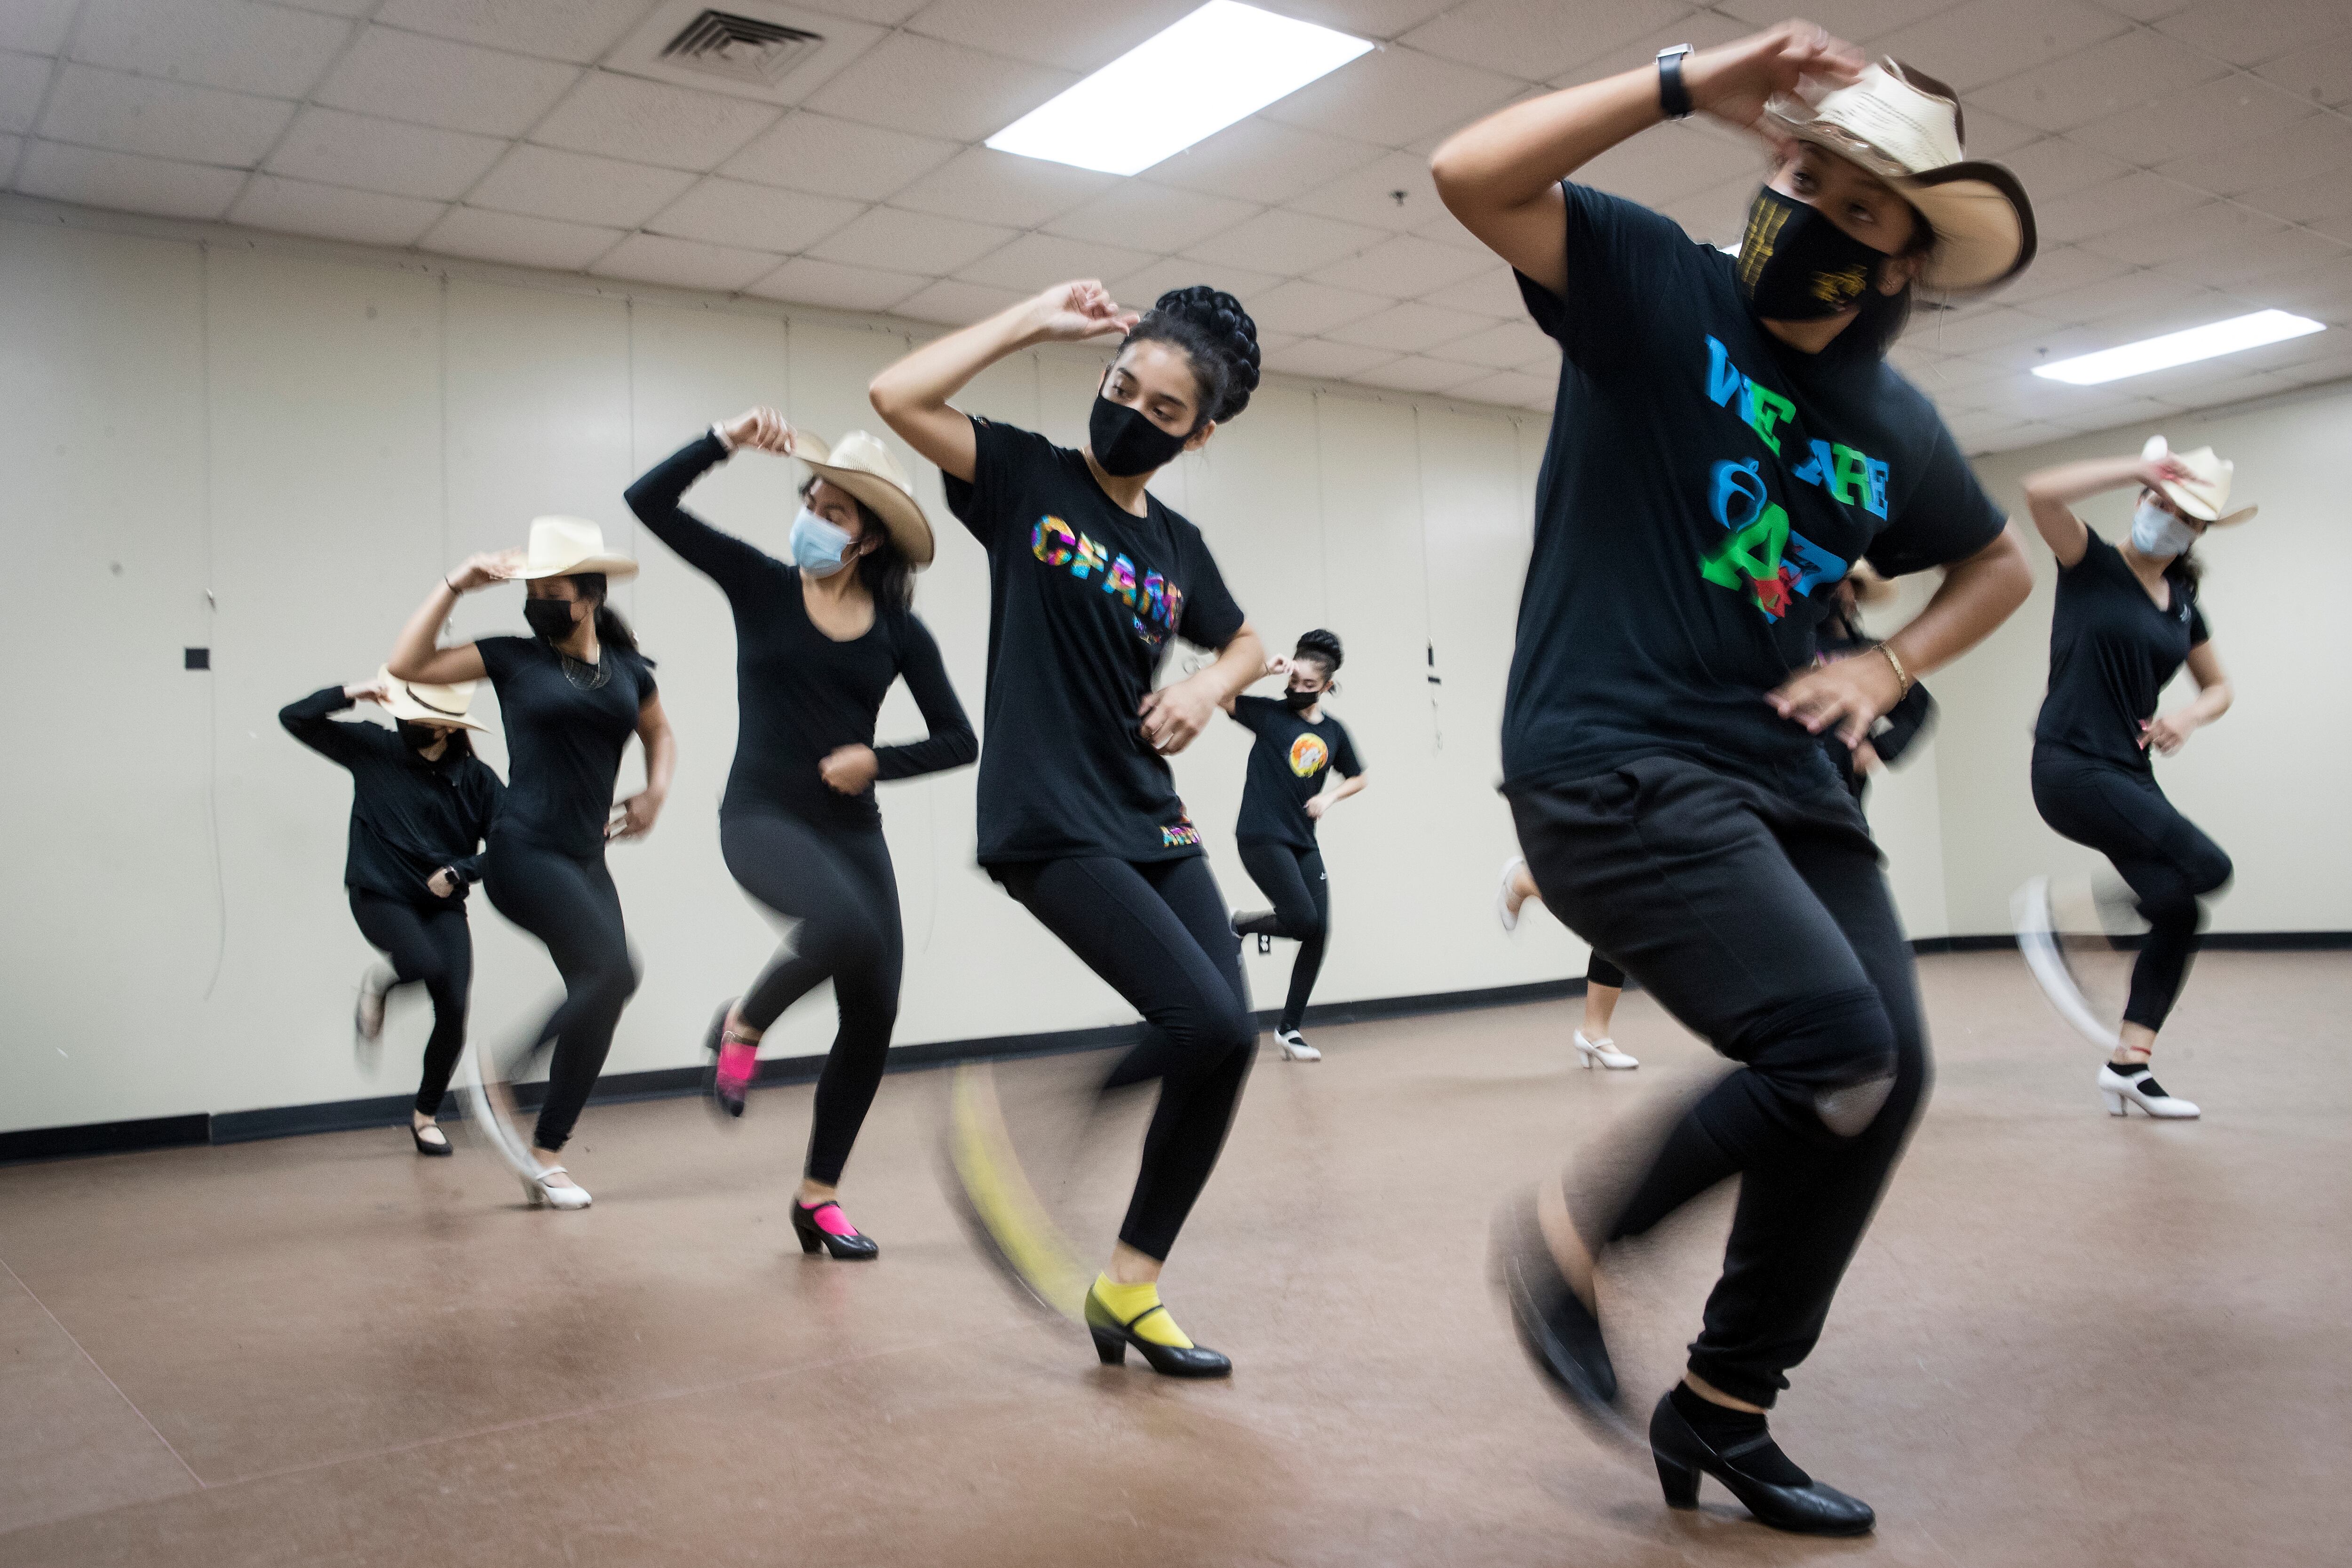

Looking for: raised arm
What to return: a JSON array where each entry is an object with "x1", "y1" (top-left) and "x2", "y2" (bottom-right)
[
  {"x1": 279, "y1": 681, "x2": 382, "y2": 765},
  {"x1": 1219, "y1": 653, "x2": 1289, "y2": 715},
  {"x1": 2020, "y1": 451, "x2": 2195, "y2": 569},
  {"x1": 869, "y1": 281, "x2": 1139, "y2": 483},
  {"x1": 625, "y1": 411, "x2": 794, "y2": 589},
  {"x1": 2144, "y1": 643, "x2": 2231, "y2": 756},
  {"x1": 1430, "y1": 21, "x2": 1861, "y2": 295},
  {"x1": 388, "y1": 552, "x2": 516, "y2": 685}
]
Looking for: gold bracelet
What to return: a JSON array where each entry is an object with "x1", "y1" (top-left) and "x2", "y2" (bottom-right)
[{"x1": 1878, "y1": 642, "x2": 1912, "y2": 693}]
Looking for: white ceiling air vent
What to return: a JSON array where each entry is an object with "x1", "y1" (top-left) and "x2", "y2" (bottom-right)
[{"x1": 660, "y1": 10, "x2": 823, "y2": 87}]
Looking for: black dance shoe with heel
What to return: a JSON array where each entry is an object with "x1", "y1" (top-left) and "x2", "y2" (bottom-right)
[
  {"x1": 1083, "y1": 1284, "x2": 1231, "y2": 1378},
  {"x1": 410, "y1": 1122, "x2": 453, "y2": 1157},
  {"x1": 1649, "y1": 1388, "x2": 1875, "y2": 1536},
  {"x1": 791, "y1": 1200, "x2": 879, "y2": 1260},
  {"x1": 1496, "y1": 1198, "x2": 1626, "y2": 1441}
]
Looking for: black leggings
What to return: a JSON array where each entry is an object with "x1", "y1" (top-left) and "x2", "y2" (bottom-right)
[
  {"x1": 1234, "y1": 841, "x2": 1328, "y2": 1032},
  {"x1": 994, "y1": 855, "x2": 1255, "y2": 1262},
  {"x1": 1586, "y1": 952, "x2": 1625, "y2": 991},
  {"x1": 2031, "y1": 747, "x2": 2233, "y2": 1033},
  {"x1": 1512, "y1": 754, "x2": 1927, "y2": 1409},
  {"x1": 483, "y1": 835, "x2": 639, "y2": 1153},
  {"x1": 348, "y1": 889, "x2": 473, "y2": 1117},
  {"x1": 720, "y1": 809, "x2": 903, "y2": 1186}
]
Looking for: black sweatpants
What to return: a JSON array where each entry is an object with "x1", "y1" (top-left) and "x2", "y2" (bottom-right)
[
  {"x1": 1510, "y1": 752, "x2": 1928, "y2": 1409},
  {"x1": 1234, "y1": 841, "x2": 1328, "y2": 1032},
  {"x1": 721, "y1": 809, "x2": 903, "y2": 1186},
  {"x1": 993, "y1": 854, "x2": 1255, "y2": 1262},
  {"x1": 348, "y1": 889, "x2": 473, "y2": 1117},
  {"x1": 483, "y1": 834, "x2": 639, "y2": 1153},
  {"x1": 2030, "y1": 746, "x2": 2232, "y2": 1033}
]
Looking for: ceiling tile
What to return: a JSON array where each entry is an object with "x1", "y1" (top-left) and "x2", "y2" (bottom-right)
[
  {"x1": 745, "y1": 255, "x2": 928, "y2": 311},
  {"x1": 2161, "y1": 229, "x2": 2349, "y2": 289},
  {"x1": 2074, "y1": 202, "x2": 2287, "y2": 268},
  {"x1": 2252, "y1": 31, "x2": 2352, "y2": 107},
  {"x1": 266, "y1": 107, "x2": 507, "y2": 201},
  {"x1": 1444, "y1": 367, "x2": 1553, "y2": 409},
  {"x1": 2235, "y1": 167, "x2": 2352, "y2": 224},
  {"x1": 1912, "y1": 302, "x2": 2064, "y2": 356},
  {"x1": 0, "y1": 0, "x2": 77, "y2": 56},
  {"x1": 1656, "y1": 175, "x2": 1757, "y2": 250},
  {"x1": 278, "y1": 0, "x2": 376, "y2": 13},
  {"x1": 645, "y1": 178, "x2": 866, "y2": 254},
  {"x1": 1047, "y1": 183, "x2": 1260, "y2": 254},
  {"x1": 1324, "y1": 300, "x2": 1490, "y2": 353},
  {"x1": 1287, "y1": 150, "x2": 1446, "y2": 233},
  {"x1": 2013, "y1": 266, "x2": 2209, "y2": 326},
  {"x1": 956, "y1": 232, "x2": 1159, "y2": 292},
  {"x1": 0, "y1": 133, "x2": 18, "y2": 167},
  {"x1": 803, "y1": 32, "x2": 1075, "y2": 143},
  {"x1": 794, "y1": 0, "x2": 931, "y2": 22},
  {"x1": 903, "y1": 0, "x2": 1195, "y2": 72},
  {"x1": 1307, "y1": 232, "x2": 1492, "y2": 296},
  {"x1": 532, "y1": 72, "x2": 781, "y2": 172},
  {"x1": 810, "y1": 205, "x2": 1018, "y2": 274},
  {"x1": 2087, "y1": 0, "x2": 2194, "y2": 18},
  {"x1": 229, "y1": 174, "x2": 445, "y2": 247},
  {"x1": 1259, "y1": 47, "x2": 1523, "y2": 150},
  {"x1": 1549, "y1": 10, "x2": 1757, "y2": 82},
  {"x1": 14, "y1": 139, "x2": 246, "y2": 218},
  {"x1": 2032, "y1": 171, "x2": 2210, "y2": 247},
  {"x1": 894, "y1": 277, "x2": 1031, "y2": 326},
  {"x1": 1576, "y1": 119, "x2": 1756, "y2": 207},
  {"x1": 1970, "y1": 29, "x2": 2227, "y2": 133},
  {"x1": 1867, "y1": 0, "x2": 2130, "y2": 93},
  {"x1": 312, "y1": 26, "x2": 582, "y2": 138},
  {"x1": 72, "y1": 0, "x2": 350, "y2": 98},
  {"x1": 1995, "y1": 137, "x2": 2131, "y2": 202},
  {"x1": 2066, "y1": 74, "x2": 2315, "y2": 168},
  {"x1": 0, "y1": 50, "x2": 48, "y2": 135},
  {"x1": 1399, "y1": 0, "x2": 1689, "y2": 84},
  {"x1": 1247, "y1": 279, "x2": 1394, "y2": 336},
  {"x1": 1985, "y1": 243, "x2": 2133, "y2": 306},
  {"x1": 38, "y1": 63, "x2": 293, "y2": 165},
  {"x1": 1419, "y1": 265, "x2": 1526, "y2": 318},
  {"x1": 1410, "y1": 207, "x2": 1504, "y2": 255},
  {"x1": 420, "y1": 206, "x2": 623, "y2": 271},
  {"x1": 1261, "y1": 339, "x2": 1399, "y2": 380},
  {"x1": 890, "y1": 146, "x2": 1115, "y2": 229},
  {"x1": 470, "y1": 145, "x2": 698, "y2": 229},
  {"x1": 369, "y1": 0, "x2": 652, "y2": 64},
  {"x1": 1184, "y1": 208, "x2": 1389, "y2": 275},
  {"x1": 1424, "y1": 318, "x2": 1555, "y2": 369},
  {"x1": 2156, "y1": 114, "x2": 2352, "y2": 199},
  {"x1": 591, "y1": 233, "x2": 782, "y2": 293},
  {"x1": 1148, "y1": 117, "x2": 1386, "y2": 205},
  {"x1": 2157, "y1": 0, "x2": 2352, "y2": 66},
  {"x1": 2242, "y1": 255, "x2": 2352, "y2": 313},
  {"x1": 1356, "y1": 354, "x2": 1487, "y2": 393},
  {"x1": 1261, "y1": 0, "x2": 1457, "y2": 41},
  {"x1": 722, "y1": 111, "x2": 959, "y2": 202},
  {"x1": 1714, "y1": 0, "x2": 1955, "y2": 41},
  {"x1": 1108, "y1": 256, "x2": 1287, "y2": 312}
]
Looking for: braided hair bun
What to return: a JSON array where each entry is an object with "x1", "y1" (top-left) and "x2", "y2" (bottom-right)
[
  {"x1": 1293, "y1": 628, "x2": 1343, "y2": 674},
  {"x1": 1127, "y1": 285, "x2": 1261, "y2": 427}
]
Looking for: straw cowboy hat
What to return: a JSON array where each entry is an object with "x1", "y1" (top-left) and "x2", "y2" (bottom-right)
[
  {"x1": 2142, "y1": 436, "x2": 2257, "y2": 527},
  {"x1": 1764, "y1": 59, "x2": 2037, "y2": 293},
  {"x1": 374, "y1": 665, "x2": 489, "y2": 732},
  {"x1": 796, "y1": 429, "x2": 936, "y2": 567},
  {"x1": 513, "y1": 515, "x2": 638, "y2": 581}
]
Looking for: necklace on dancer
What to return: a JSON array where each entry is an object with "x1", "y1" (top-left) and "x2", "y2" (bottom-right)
[{"x1": 557, "y1": 646, "x2": 609, "y2": 691}]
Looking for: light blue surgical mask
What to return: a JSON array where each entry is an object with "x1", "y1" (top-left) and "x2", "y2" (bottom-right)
[
  {"x1": 2130, "y1": 497, "x2": 2197, "y2": 559},
  {"x1": 789, "y1": 506, "x2": 855, "y2": 577}
]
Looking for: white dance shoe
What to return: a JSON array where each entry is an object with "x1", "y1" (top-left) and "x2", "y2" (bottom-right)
[
  {"x1": 1573, "y1": 1030, "x2": 1638, "y2": 1070},
  {"x1": 1276, "y1": 1028, "x2": 1321, "y2": 1062},
  {"x1": 2098, "y1": 1064, "x2": 2198, "y2": 1120},
  {"x1": 2012, "y1": 877, "x2": 2123, "y2": 1050},
  {"x1": 353, "y1": 963, "x2": 393, "y2": 1062},
  {"x1": 1496, "y1": 857, "x2": 1527, "y2": 932},
  {"x1": 521, "y1": 1166, "x2": 594, "y2": 1209}
]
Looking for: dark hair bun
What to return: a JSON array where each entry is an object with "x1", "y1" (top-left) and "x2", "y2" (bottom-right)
[
  {"x1": 1136, "y1": 285, "x2": 1260, "y2": 425},
  {"x1": 1294, "y1": 628, "x2": 1343, "y2": 671}
]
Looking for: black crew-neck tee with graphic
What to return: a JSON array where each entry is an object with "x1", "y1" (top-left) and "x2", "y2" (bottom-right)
[
  {"x1": 1231, "y1": 696, "x2": 1363, "y2": 849},
  {"x1": 2033, "y1": 530, "x2": 2208, "y2": 772},
  {"x1": 477, "y1": 634, "x2": 658, "y2": 856},
  {"x1": 943, "y1": 417, "x2": 1246, "y2": 865},
  {"x1": 1502, "y1": 183, "x2": 2007, "y2": 795}
]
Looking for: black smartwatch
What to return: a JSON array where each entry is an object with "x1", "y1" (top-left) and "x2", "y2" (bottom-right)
[{"x1": 1656, "y1": 44, "x2": 1693, "y2": 120}]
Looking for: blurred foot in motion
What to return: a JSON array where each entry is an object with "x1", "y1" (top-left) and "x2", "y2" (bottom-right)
[
  {"x1": 1496, "y1": 1178, "x2": 1623, "y2": 1438},
  {"x1": 942, "y1": 1063, "x2": 1090, "y2": 1319},
  {"x1": 353, "y1": 963, "x2": 393, "y2": 1067}
]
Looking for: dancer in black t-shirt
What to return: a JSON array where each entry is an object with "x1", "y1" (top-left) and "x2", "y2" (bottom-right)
[
  {"x1": 2015, "y1": 438, "x2": 2246, "y2": 1121},
  {"x1": 873, "y1": 281, "x2": 1267, "y2": 1378},
  {"x1": 1225, "y1": 629, "x2": 1367, "y2": 1063},
  {"x1": 390, "y1": 517, "x2": 676, "y2": 1211},
  {"x1": 625, "y1": 408, "x2": 974, "y2": 1257},
  {"x1": 282, "y1": 671, "x2": 503, "y2": 1154},
  {"x1": 1436, "y1": 29, "x2": 2036, "y2": 1533}
]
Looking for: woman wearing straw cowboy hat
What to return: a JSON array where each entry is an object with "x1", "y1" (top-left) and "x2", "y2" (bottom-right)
[
  {"x1": 2014, "y1": 437, "x2": 2248, "y2": 1121},
  {"x1": 389, "y1": 515, "x2": 675, "y2": 1210},
  {"x1": 280, "y1": 668, "x2": 504, "y2": 1156},
  {"x1": 1434, "y1": 23, "x2": 2038, "y2": 1534},
  {"x1": 623, "y1": 408, "x2": 974, "y2": 1259}
]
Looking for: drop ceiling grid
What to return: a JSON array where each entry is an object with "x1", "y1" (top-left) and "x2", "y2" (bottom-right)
[{"x1": 0, "y1": 0, "x2": 2347, "y2": 446}]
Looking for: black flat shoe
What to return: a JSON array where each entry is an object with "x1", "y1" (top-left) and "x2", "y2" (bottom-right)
[
  {"x1": 410, "y1": 1122, "x2": 453, "y2": 1157},
  {"x1": 792, "y1": 1201, "x2": 879, "y2": 1260},
  {"x1": 1497, "y1": 1199, "x2": 1624, "y2": 1436},
  {"x1": 1649, "y1": 1391, "x2": 1875, "y2": 1536},
  {"x1": 1084, "y1": 1284, "x2": 1231, "y2": 1378}
]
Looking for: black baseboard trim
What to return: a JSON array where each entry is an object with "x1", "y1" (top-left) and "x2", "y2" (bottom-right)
[{"x1": 6, "y1": 935, "x2": 2346, "y2": 1166}]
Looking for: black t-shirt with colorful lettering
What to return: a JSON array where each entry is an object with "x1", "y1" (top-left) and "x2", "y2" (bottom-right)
[
  {"x1": 943, "y1": 417, "x2": 1247, "y2": 865},
  {"x1": 1502, "y1": 183, "x2": 2007, "y2": 794},
  {"x1": 1231, "y1": 696, "x2": 1362, "y2": 849},
  {"x1": 2033, "y1": 530, "x2": 2208, "y2": 772}
]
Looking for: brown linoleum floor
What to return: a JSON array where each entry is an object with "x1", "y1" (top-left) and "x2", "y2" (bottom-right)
[{"x1": 2, "y1": 950, "x2": 2346, "y2": 1567}]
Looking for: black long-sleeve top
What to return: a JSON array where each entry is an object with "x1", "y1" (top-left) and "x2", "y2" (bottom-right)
[
  {"x1": 1816, "y1": 624, "x2": 1936, "y2": 803},
  {"x1": 625, "y1": 432, "x2": 976, "y2": 830},
  {"x1": 280, "y1": 687, "x2": 506, "y2": 904}
]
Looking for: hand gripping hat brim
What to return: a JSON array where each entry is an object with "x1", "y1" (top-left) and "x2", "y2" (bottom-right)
[
  {"x1": 374, "y1": 665, "x2": 490, "y2": 731},
  {"x1": 512, "y1": 515, "x2": 639, "y2": 581},
  {"x1": 795, "y1": 430, "x2": 936, "y2": 567},
  {"x1": 1764, "y1": 60, "x2": 2037, "y2": 294},
  {"x1": 2142, "y1": 436, "x2": 2258, "y2": 527}
]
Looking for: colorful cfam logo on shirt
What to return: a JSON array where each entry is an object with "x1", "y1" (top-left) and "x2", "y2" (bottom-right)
[
  {"x1": 1032, "y1": 516, "x2": 1186, "y2": 647},
  {"x1": 1160, "y1": 810, "x2": 1201, "y2": 848},
  {"x1": 1287, "y1": 733, "x2": 1328, "y2": 778}
]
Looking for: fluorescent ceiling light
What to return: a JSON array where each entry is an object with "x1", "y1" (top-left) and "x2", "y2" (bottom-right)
[
  {"x1": 985, "y1": 1, "x2": 1372, "y2": 177},
  {"x1": 2032, "y1": 309, "x2": 2324, "y2": 386}
]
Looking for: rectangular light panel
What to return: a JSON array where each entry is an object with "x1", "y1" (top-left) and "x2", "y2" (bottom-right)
[
  {"x1": 985, "y1": 1, "x2": 1372, "y2": 177},
  {"x1": 2033, "y1": 309, "x2": 2324, "y2": 386}
]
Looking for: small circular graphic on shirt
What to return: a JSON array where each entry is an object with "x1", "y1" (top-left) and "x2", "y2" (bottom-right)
[{"x1": 1288, "y1": 734, "x2": 1329, "y2": 778}]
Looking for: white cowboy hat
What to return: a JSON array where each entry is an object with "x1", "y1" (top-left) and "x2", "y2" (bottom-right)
[
  {"x1": 374, "y1": 664, "x2": 489, "y2": 732},
  {"x1": 2141, "y1": 436, "x2": 2257, "y2": 527},
  {"x1": 513, "y1": 515, "x2": 639, "y2": 581},
  {"x1": 795, "y1": 430, "x2": 935, "y2": 567},
  {"x1": 1764, "y1": 60, "x2": 2036, "y2": 293}
]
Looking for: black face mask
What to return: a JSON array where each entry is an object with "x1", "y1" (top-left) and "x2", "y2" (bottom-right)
[
  {"x1": 1089, "y1": 394, "x2": 1192, "y2": 478},
  {"x1": 523, "y1": 596, "x2": 580, "y2": 643},
  {"x1": 1734, "y1": 186, "x2": 1888, "y2": 322},
  {"x1": 398, "y1": 721, "x2": 444, "y2": 755},
  {"x1": 1282, "y1": 688, "x2": 1319, "y2": 713}
]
